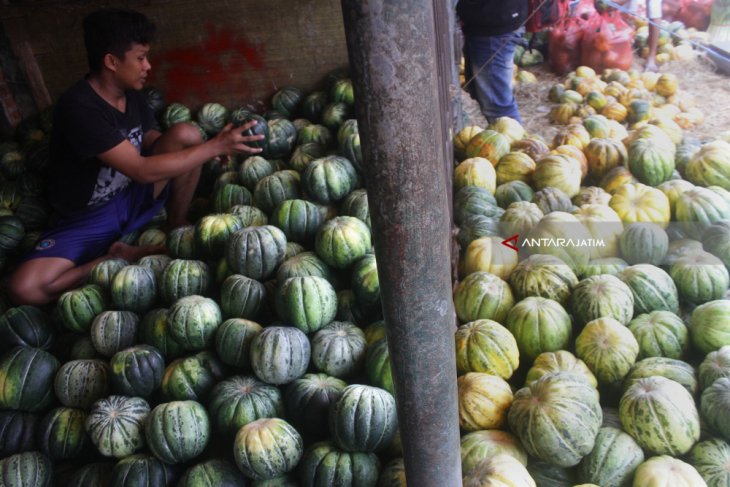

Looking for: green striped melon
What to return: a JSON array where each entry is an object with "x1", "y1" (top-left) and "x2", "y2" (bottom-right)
[
  {"x1": 219, "y1": 274, "x2": 265, "y2": 320},
  {"x1": 284, "y1": 373, "x2": 347, "y2": 441},
  {"x1": 137, "y1": 254, "x2": 172, "y2": 282},
  {"x1": 90, "y1": 310, "x2": 139, "y2": 358},
  {"x1": 329, "y1": 384, "x2": 397, "y2": 452},
  {"x1": 670, "y1": 251, "x2": 730, "y2": 305},
  {"x1": 339, "y1": 188, "x2": 370, "y2": 228},
  {"x1": 167, "y1": 295, "x2": 222, "y2": 351},
  {"x1": 85, "y1": 395, "x2": 149, "y2": 458},
  {"x1": 618, "y1": 264, "x2": 679, "y2": 315},
  {"x1": 239, "y1": 155, "x2": 275, "y2": 190},
  {"x1": 265, "y1": 118, "x2": 297, "y2": 159},
  {"x1": 632, "y1": 455, "x2": 706, "y2": 486},
  {"x1": 463, "y1": 454, "x2": 536, "y2": 487},
  {"x1": 276, "y1": 276, "x2": 337, "y2": 334},
  {"x1": 208, "y1": 375, "x2": 284, "y2": 436},
  {"x1": 53, "y1": 359, "x2": 109, "y2": 410},
  {"x1": 0, "y1": 451, "x2": 52, "y2": 487},
  {"x1": 454, "y1": 319, "x2": 519, "y2": 380},
  {"x1": 315, "y1": 216, "x2": 371, "y2": 270},
  {"x1": 226, "y1": 225, "x2": 287, "y2": 281},
  {"x1": 365, "y1": 337, "x2": 394, "y2": 395},
  {"x1": 571, "y1": 274, "x2": 635, "y2": 326},
  {"x1": 576, "y1": 317, "x2": 639, "y2": 387},
  {"x1": 302, "y1": 155, "x2": 360, "y2": 205},
  {"x1": 253, "y1": 170, "x2": 301, "y2": 215},
  {"x1": 299, "y1": 441, "x2": 380, "y2": 487},
  {"x1": 627, "y1": 311, "x2": 688, "y2": 360},
  {"x1": 0, "y1": 305, "x2": 53, "y2": 352},
  {"x1": 88, "y1": 258, "x2": 128, "y2": 293},
  {"x1": 457, "y1": 372, "x2": 513, "y2": 431},
  {"x1": 160, "y1": 259, "x2": 211, "y2": 305},
  {"x1": 577, "y1": 426, "x2": 645, "y2": 487},
  {"x1": 504, "y1": 296, "x2": 572, "y2": 361},
  {"x1": 690, "y1": 300, "x2": 730, "y2": 355},
  {"x1": 618, "y1": 222, "x2": 669, "y2": 266},
  {"x1": 213, "y1": 183, "x2": 252, "y2": 213},
  {"x1": 109, "y1": 345, "x2": 165, "y2": 398},
  {"x1": 160, "y1": 351, "x2": 225, "y2": 402},
  {"x1": 524, "y1": 350, "x2": 597, "y2": 388},
  {"x1": 145, "y1": 400, "x2": 210, "y2": 464},
  {"x1": 623, "y1": 357, "x2": 698, "y2": 397},
  {"x1": 214, "y1": 318, "x2": 262, "y2": 369},
  {"x1": 166, "y1": 225, "x2": 196, "y2": 259},
  {"x1": 508, "y1": 254, "x2": 578, "y2": 306},
  {"x1": 508, "y1": 372, "x2": 602, "y2": 467},
  {"x1": 57, "y1": 284, "x2": 106, "y2": 333},
  {"x1": 461, "y1": 430, "x2": 528, "y2": 477},
  {"x1": 0, "y1": 411, "x2": 38, "y2": 458},
  {"x1": 194, "y1": 213, "x2": 243, "y2": 259},
  {"x1": 250, "y1": 326, "x2": 311, "y2": 385},
  {"x1": 138, "y1": 308, "x2": 185, "y2": 361},
  {"x1": 109, "y1": 454, "x2": 175, "y2": 486},
  {"x1": 619, "y1": 376, "x2": 700, "y2": 455},
  {"x1": 270, "y1": 199, "x2": 325, "y2": 244},
  {"x1": 686, "y1": 438, "x2": 730, "y2": 487},
  {"x1": 311, "y1": 321, "x2": 366, "y2": 378},
  {"x1": 110, "y1": 265, "x2": 157, "y2": 314},
  {"x1": 698, "y1": 345, "x2": 730, "y2": 391},
  {"x1": 276, "y1": 251, "x2": 333, "y2": 285},
  {"x1": 233, "y1": 417, "x2": 303, "y2": 480},
  {"x1": 178, "y1": 458, "x2": 247, "y2": 487},
  {"x1": 700, "y1": 377, "x2": 730, "y2": 441},
  {"x1": 37, "y1": 407, "x2": 87, "y2": 460},
  {"x1": 453, "y1": 271, "x2": 515, "y2": 324}
]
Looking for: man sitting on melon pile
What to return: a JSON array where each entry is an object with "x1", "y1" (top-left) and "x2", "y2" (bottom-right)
[{"x1": 9, "y1": 8, "x2": 264, "y2": 306}]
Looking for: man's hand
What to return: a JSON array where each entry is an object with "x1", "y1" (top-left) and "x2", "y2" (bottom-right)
[{"x1": 214, "y1": 121, "x2": 265, "y2": 156}]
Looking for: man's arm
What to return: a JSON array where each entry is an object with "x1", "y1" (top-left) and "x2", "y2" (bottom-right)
[{"x1": 98, "y1": 121, "x2": 262, "y2": 184}]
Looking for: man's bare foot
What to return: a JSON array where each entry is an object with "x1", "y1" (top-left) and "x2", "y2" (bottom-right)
[{"x1": 108, "y1": 241, "x2": 167, "y2": 262}]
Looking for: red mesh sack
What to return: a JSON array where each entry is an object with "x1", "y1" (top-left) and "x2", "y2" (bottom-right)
[
  {"x1": 580, "y1": 10, "x2": 635, "y2": 72},
  {"x1": 676, "y1": 0, "x2": 713, "y2": 30},
  {"x1": 576, "y1": 0, "x2": 597, "y2": 19},
  {"x1": 663, "y1": 0, "x2": 683, "y2": 21},
  {"x1": 549, "y1": 16, "x2": 586, "y2": 75}
]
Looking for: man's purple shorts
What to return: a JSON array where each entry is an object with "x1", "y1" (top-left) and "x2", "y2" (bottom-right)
[{"x1": 25, "y1": 182, "x2": 168, "y2": 264}]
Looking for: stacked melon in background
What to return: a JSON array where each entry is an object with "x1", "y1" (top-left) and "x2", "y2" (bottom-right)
[
  {"x1": 0, "y1": 60, "x2": 730, "y2": 486},
  {"x1": 453, "y1": 65, "x2": 730, "y2": 486}
]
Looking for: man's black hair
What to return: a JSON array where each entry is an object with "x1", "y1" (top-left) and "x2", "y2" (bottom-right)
[{"x1": 83, "y1": 8, "x2": 156, "y2": 72}]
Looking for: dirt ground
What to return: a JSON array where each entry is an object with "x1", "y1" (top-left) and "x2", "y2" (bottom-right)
[{"x1": 460, "y1": 50, "x2": 730, "y2": 143}]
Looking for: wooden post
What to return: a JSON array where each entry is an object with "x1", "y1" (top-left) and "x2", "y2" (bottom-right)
[{"x1": 340, "y1": 2, "x2": 462, "y2": 486}]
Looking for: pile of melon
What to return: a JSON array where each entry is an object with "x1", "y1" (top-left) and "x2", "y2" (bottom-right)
[
  {"x1": 452, "y1": 64, "x2": 730, "y2": 486},
  {"x1": 0, "y1": 58, "x2": 729, "y2": 486},
  {"x1": 546, "y1": 64, "x2": 704, "y2": 130}
]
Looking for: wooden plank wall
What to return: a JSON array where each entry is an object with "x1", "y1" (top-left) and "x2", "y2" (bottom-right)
[{"x1": 0, "y1": 0, "x2": 349, "y2": 122}]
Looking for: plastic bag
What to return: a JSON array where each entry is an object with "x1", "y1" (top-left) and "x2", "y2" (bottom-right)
[
  {"x1": 527, "y1": 0, "x2": 566, "y2": 32},
  {"x1": 580, "y1": 10, "x2": 634, "y2": 72},
  {"x1": 549, "y1": 16, "x2": 586, "y2": 75},
  {"x1": 676, "y1": 0, "x2": 713, "y2": 30}
]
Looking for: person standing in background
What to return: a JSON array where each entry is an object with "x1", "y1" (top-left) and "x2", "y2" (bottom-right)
[
  {"x1": 456, "y1": 0, "x2": 529, "y2": 123},
  {"x1": 606, "y1": 0, "x2": 664, "y2": 72}
]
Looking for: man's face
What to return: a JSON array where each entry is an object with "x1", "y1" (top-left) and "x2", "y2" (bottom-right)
[{"x1": 113, "y1": 43, "x2": 151, "y2": 91}]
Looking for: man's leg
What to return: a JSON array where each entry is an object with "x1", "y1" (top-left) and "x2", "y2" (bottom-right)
[
  {"x1": 9, "y1": 256, "x2": 105, "y2": 305},
  {"x1": 645, "y1": 0, "x2": 662, "y2": 71},
  {"x1": 463, "y1": 30, "x2": 523, "y2": 123},
  {"x1": 151, "y1": 122, "x2": 205, "y2": 229}
]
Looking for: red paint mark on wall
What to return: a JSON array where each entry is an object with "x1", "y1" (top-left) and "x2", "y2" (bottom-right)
[{"x1": 149, "y1": 23, "x2": 266, "y2": 107}]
